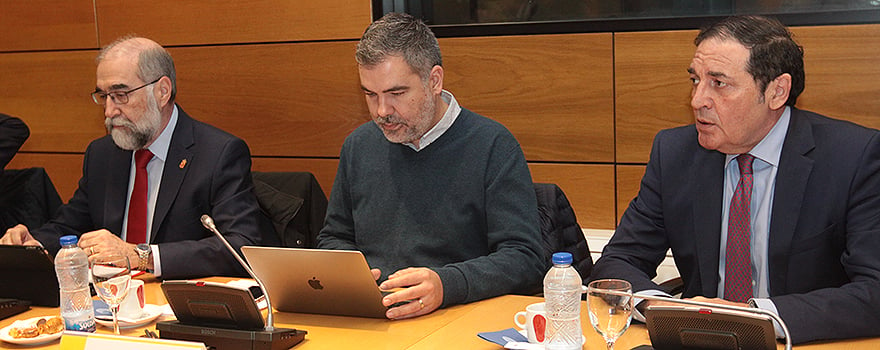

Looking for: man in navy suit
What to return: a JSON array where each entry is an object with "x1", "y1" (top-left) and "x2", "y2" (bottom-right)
[
  {"x1": 590, "y1": 15, "x2": 880, "y2": 343},
  {"x1": 0, "y1": 36, "x2": 273, "y2": 279}
]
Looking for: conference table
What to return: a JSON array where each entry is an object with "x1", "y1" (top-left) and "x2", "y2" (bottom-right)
[{"x1": 2, "y1": 276, "x2": 878, "y2": 349}]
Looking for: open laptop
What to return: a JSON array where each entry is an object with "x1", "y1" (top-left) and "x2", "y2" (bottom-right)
[
  {"x1": 0, "y1": 245, "x2": 59, "y2": 307},
  {"x1": 241, "y1": 246, "x2": 388, "y2": 318}
]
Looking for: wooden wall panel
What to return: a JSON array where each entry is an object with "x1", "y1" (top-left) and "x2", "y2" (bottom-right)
[
  {"x1": 7, "y1": 153, "x2": 85, "y2": 202},
  {"x1": 793, "y1": 24, "x2": 880, "y2": 129},
  {"x1": 0, "y1": 51, "x2": 106, "y2": 153},
  {"x1": 168, "y1": 42, "x2": 368, "y2": 158},
  {"x1": 615, "y1": 30, "x2": 696, "y2": 163},
  {"x1": 251, "y1": 158, "x2": 339, "y2": 199},
  {"x1": 95, "y1": 1, "x2": 372, "y2": 46},
  {"x1": 441, "y1": 34, "x2": 614, "y2": 162},
  {"x1": 0, "y1": 1, "x2": 96, "y2": 52},
  {"x1": 529, "y1": 163, "x2": 616, "y2": 229},
  {"x1": 616, "y1": 165, "x2": 646, "y2": 225}
]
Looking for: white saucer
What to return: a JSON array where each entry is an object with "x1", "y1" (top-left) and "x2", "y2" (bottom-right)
[
  {"x1": 95, "y1": 304, "x2": 162, "y2": 329},
  {"x1": 514, "y1": 329, "x2": 586, "y2": 348},
  {"x1": 0, "y1": 316, "x2": 63, "y2": 346}
]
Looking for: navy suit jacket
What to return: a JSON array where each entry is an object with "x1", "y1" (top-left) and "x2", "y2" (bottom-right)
[
  {"x1": 592, "y1": 108, "x2": 880, "y2": 343},
  {"x1": 33, "y1": 107, "x2": 274, "y2": 279}
]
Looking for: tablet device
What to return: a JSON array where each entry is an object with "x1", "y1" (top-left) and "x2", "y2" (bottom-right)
[
  {"x1": 0, "y1": 245, "x2": 59, "y2": 307},
  {"x1": 645, "y1": 305, "x2": 776, "y2": 350}
]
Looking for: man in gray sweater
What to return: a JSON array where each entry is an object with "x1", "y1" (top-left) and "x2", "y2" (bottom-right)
[{"x1": 317, "y1": 12, "x2": 545, "y2": 319}]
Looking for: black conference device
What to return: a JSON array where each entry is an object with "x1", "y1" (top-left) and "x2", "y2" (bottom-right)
[{"x1": 156, "y1": 215, "x2": 306, "y2": 350}]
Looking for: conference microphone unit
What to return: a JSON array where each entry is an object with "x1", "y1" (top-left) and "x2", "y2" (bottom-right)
[
  {"x1": 156, "y1": 215, "x2": 306, "y2": 350},
  {"x1": 633, "y1": 294, "x2": 792, "y2": 350}
]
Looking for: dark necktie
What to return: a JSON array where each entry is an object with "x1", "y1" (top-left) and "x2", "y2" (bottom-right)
[
  {"x1": 126, "y1": 149, "x2": 153, "y2": 244},
  {"x1": 724, "y1": 153, "x2": 755, "y2": 303}
]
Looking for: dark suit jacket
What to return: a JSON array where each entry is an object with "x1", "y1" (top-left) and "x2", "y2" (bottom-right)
[
  {"x1": 592, "y1": 108, "x2": 880, "y2": 343},
  {"x1": 0, "y1": 113, "x2": 30, "y2": 174},
  {"x1": 33, "y1": 107, "x2": 274, "y2": 279}
]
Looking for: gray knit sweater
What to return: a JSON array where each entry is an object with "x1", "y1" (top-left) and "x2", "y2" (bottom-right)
[{"x1": 317, "y1": 107, "x2": 545, "y2": 307}]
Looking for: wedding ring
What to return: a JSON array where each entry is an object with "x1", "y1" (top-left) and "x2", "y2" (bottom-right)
[
  {"x1": 418, "y1": 299, "x2": 424, "y2": 309},
  {"x1": 87, "y1": 247, "x2": 94, "y2": 255}
]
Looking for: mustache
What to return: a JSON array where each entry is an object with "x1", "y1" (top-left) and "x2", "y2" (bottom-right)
[
  {"x1": 105, "y1": 116, "x2": 135, "y2": 129},
  {"x1": 375, "y1": 114, "x2": 405, "y2": 125}
]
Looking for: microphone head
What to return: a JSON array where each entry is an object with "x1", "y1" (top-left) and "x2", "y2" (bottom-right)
[{"x1": 200, "y1": 214, "x2": 215, "y2": 231}]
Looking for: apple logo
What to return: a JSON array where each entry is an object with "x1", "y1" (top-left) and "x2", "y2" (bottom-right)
[{"x1": 308, "y1": 277, "x2": 324, "y2": 290}]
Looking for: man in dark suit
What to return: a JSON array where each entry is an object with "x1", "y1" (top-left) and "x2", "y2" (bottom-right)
[
  {"x1": 0, "y1": 36, "x2": 273, "y2": 279},
  {"x1": 590, "y1": 15, "x2": 880, "y2": 343}
]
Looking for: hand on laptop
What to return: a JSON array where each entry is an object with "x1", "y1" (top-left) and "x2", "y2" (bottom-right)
[
  {"x1": 377, "y1": 267, "x2": 444, "y2": 319},
  {"x1": 0, "y1": 225, "x2": 41, "y2": 246}
]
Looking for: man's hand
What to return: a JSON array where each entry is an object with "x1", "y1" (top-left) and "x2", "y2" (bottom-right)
[
  {"x1": 378, "y1": 267, "x2": 443, "y2": 320},
  {"x1": 78, "y1": 229, "x2": 138, "y2": 267},
  {"x1": 0, "y1": 225, "x2": 41, "y2": 246}
]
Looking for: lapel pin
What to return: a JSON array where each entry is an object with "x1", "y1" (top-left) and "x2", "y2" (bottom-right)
[{"x1": 179, "y1": 159, "x2": 187, "y2": 169}]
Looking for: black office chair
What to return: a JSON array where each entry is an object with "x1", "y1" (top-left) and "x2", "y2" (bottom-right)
[
  {"x1": 251, "y1": 171, "x2": 328, "y2": 248},
  {"x1": 0, "y1": 167, "x2": 62, "y2": 231},
  {"x1": 534, "y1": 183, "x2": 593, "y2": 279}
]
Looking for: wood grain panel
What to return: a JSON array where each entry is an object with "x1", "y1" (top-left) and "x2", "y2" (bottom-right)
[
  {"x1": 251, "y1": 158, "x2": 339, "y2": 199},
  {"x1": 615, "y1": 30, "x2": 697, "y2": 163},
  {"x1": 792, "y1": 24, "x2": 880, "y2": 129},
  {"x1": 0, "y1": 50, "x2": 106, "y2": 153},
  {"x1": 7, "y1": 153, "x2": 85, "y2": 203},
  {"x1": 616, "y1": 165, "x2": 646, "y2": 225},
  {"x1": 95, "y1": 1, "x2": 371, "y2": 46},
  {"x1": 167, "y1": 42, "x2": 368, "y2": 158},
  {"x1": 0, "y1": 1, "x2": 96, "y2": 52},
  {"x1": 529, "y1": 163, "x2": 616, "y2": 229},
  {"x1": 441, "y1": 34, "x2": 614, "y2": 162}
]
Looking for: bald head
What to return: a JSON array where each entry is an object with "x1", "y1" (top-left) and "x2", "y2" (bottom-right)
[{"x1": 98, "y1": 36, "x2": 177, "y2": 101}]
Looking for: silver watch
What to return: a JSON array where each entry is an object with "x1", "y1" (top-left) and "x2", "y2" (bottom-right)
[{"x1": 136, "y1": 243, "x2": 152, "y2": 272}]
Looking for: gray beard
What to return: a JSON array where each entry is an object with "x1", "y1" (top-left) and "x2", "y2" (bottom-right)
[{"x1": 105, "y1": 95, "x2": 162, "y2": 151}]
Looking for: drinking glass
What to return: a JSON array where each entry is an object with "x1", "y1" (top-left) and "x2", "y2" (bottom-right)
[
  {"x1": 91, "y1": 254, "x2": 131, "y2": 334},
  {"x1": 587, "y1": 279, "x2": 633, "y2": 350}
]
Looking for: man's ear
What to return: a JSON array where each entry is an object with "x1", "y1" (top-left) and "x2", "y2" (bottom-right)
[
  {"x1": 766, "y1": 73, "x2": 791, "y2": 110},
  {"x1": 154, "y1": 76, "x2": 173, "y2": 107},
  {"x1": 428, "y1": 65, "x2": 444, "y2": 95}
]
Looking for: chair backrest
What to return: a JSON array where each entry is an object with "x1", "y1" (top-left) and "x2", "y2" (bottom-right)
[
  {"x1": 251, "y1": 171, "x2": 328, "y2": 248},
  {"x1": 0, "y1": 167, "x2": 62, "y2": 231},
  {"x1": 534, "y1": 182, "x2": 593, "y2": 278}
]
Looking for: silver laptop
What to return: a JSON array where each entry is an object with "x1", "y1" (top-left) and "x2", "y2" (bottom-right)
[{"x1": 241, "y1": 246, "x2": 388, "y2": 318}]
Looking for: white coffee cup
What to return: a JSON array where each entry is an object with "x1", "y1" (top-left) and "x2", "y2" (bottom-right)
[
  {"x1": 513, "y1": 302, "x2": 547, "y2": 344},
  {"x1": 117, "y1": 279, "x2": 145, "y2": 319}
]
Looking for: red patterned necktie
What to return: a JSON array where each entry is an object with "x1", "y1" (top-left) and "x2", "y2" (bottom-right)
[
  {"x1": 126, "y1": 149, "x2": 153, "y2": 244},
  {"x1": 724, "y1": 153, "x2": 755, "y2": 303}
]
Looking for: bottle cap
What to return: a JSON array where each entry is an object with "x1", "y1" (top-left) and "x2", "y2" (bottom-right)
[
  {"x1": 552, "y1": 252, "x2": 573, "y2": 265},
  {"x1": 59, "y1": 235, "x2": 78, "y2": 246}
]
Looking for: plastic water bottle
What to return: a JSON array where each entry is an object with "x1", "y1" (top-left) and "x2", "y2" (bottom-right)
[
  {"x1": 54, "y1": 235, "x2": 96, "y2": 332},
  {"x1": 543, "y1": 252, "x2": 582, "y2": 350}
]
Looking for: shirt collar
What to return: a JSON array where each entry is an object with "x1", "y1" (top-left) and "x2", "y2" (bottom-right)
[
  {"x1": 404, "y1": 90, "x2": 461, "y2": 152},
  {"x1": 144, "y1": 104, "x2": 178, "y2": 162},
  {"x1": 725, "y1": 106, "x2": 791, "y2": 168}
]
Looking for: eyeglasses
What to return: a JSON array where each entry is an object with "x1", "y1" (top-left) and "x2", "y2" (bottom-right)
[{"x1": 91, "y1": 77, "x2": 161, "y2": 105}]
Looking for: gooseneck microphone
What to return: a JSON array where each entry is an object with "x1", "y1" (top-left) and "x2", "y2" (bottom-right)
[{"x1": 200, "y1": 214, "x2": 276, "y2": 331}]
